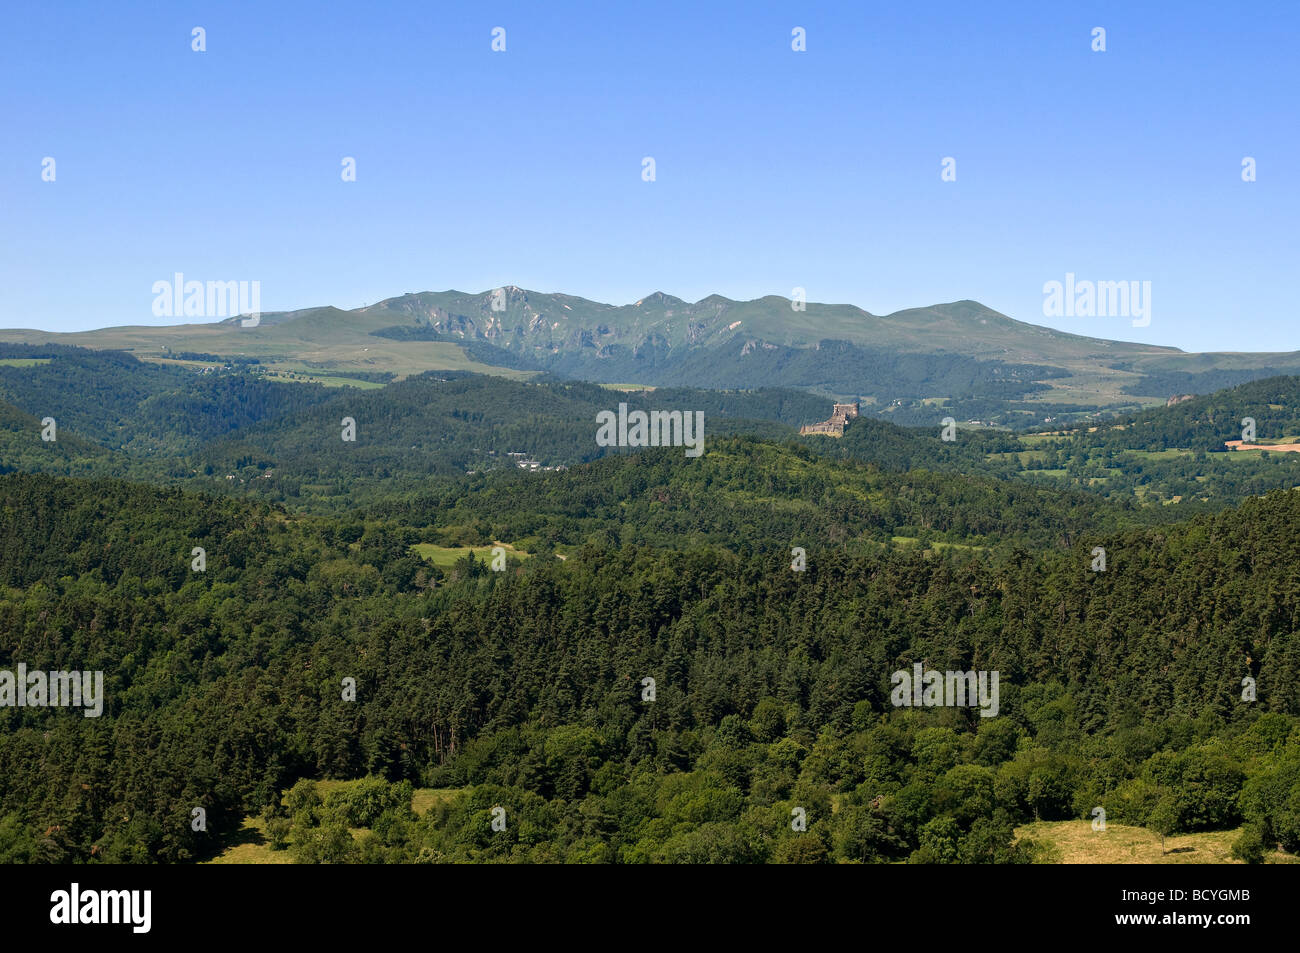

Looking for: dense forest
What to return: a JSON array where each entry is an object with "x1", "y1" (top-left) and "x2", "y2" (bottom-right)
[
  {"x1": 0, "y1": 464, "x2": 1298, "y2": 863},
  {"x1": 369, "y1": 438, "x2": 1146, "y2": 553},
  {"x1": 1, "y1": 349, "x2": 1299, "y2": 863}
]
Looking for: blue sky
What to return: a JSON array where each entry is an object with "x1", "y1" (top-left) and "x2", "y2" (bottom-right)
[{"x1": 1, "y1": 0, "x2": 1295, "y2": 352}]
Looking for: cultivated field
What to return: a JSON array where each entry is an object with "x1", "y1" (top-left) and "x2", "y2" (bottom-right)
[{"x1": 1015, "y1": 820, "x2": 1298, "y2": 864}]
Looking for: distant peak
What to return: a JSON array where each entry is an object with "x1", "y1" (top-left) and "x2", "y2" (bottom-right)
[
  {"x1": 634, "y1": 291, "x2": 685, "y2": 307},
  {"x1": 694, "y1": 294, "x2": 734, "y2": 306}
]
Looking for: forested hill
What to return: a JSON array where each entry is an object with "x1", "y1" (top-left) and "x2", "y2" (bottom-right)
[
  {"x1": 988, "y1": 375, "x2": 1300, "y2": 509},
  {"x1": 1, "y1": 471, "x2": 1298, "y2": 863},
  {"x1": 195, "y1": 372, "x2": 829, "y2": 494},
  {"x1": 7, "y1": 344, "x2": 1300, "y2": 516},
  {"x1": 0, "y1": 398, "x2": 118, "y2": 478},
  {"x1": 0, "y1": 475, "x2": 285, "y2": 588},
  {"x1": 371, "y1": 437, "x2": 1143, "y2": 552},
  {"x1": 0, "y1": 343, "x2": 832, "y2": 499},
  {"x1": 1044, "y1": 375, "x2": 1300, "y2": 451},
  {"x1": 0, "y1": 342, "x2": 339, "y2": 460}
]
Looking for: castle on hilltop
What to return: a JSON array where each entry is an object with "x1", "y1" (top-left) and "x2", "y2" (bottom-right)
[{"x1": 800, "y1": 401, "x2": 860, "y2": 437}]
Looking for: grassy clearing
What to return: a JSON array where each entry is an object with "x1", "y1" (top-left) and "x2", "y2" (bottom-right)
[
  {"x1": 411, "y1": 541, "x2": 530, "y2": 568},
  {"x1": 148, "y1": 358, "x2": 223, "y2": 369},
  {"x1": 1015, "y1": 820, "x2": 1296, "y2": 864},
  {"x1": 1125, "y1": 449, "x2": 1193, "y2": 460},
  {"x1": 987, "y1": 450, "x2": 1051, "y2": 465},
  {"x1": 1014, "y1": 450, "x2": 1050, "y2": 464},
  {"x1": 412, "y1": 788, "x2": 462, "y2": 816},
  {"x1": 204, "y1": 780, "x2": 463, "y2": 864},
  {"x1": 263, "y1": 370, "x2": 386, "y2": 389},
  {"x1": 203, "y1": 815, "x2": 293, "y2": 864},
  {"x1": 888, "y1": 537, "x2": 984, "y2": 554},
  {"x1": 143, "y1": 357, "x2": 390, "y2": 388},
  {"x1": 0, "y1": 358, "x2": 52, "y2": 367}
]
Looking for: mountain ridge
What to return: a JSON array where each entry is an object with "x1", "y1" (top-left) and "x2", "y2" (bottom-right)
[{"x1": 5, "y1": 287, "x2": 1300, "y2": 426}]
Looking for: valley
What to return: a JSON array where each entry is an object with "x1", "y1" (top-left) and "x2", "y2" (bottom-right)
[{"x1": 1, "y1": 337, "x2": 1299, "y2": 865}]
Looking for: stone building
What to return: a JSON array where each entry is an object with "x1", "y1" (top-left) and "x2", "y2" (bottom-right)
[{"x1": 800, "y1": 401, "x2": 860, "y2": 437}]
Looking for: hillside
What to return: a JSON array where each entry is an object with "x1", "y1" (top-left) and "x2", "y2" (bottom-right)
[
  {"x1": 993, "y1": 376, "x2": 1300, "y2": 507},
  {"x1": 3, "y1": 470, "x2": 1300, "y2": 864},
  {"x1": 372, "y1": 436, "x2": 1142, "y2": 553},
  {"x1": 0, "y1": 345, "x2": 825, "y2": 502},
  {"x1": 8, "y1": 342, "x2": 1300, "y2": 514},
  {"x1": 8, "y1": 288, "x2": 1300, "y2": 428},
  {"x1": 1043, "y1": 375, "x2": 1300, "y2": 452}
]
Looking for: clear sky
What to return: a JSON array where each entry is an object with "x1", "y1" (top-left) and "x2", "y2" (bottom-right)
[{"x1": 1, "y1": 1, "x2": 1295, "y2": 352}]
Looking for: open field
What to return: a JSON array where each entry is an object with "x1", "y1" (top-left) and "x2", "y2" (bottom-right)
[
  {"x1": 411, "y1": 541, "x2": 531, "y2": 568},
  {"x1": 1228, "y1": 439, "x2": 1300, "y2": 453},
  {"x1": 889, "y1": 536, "x2": 986, "y2": 554},
  {"x1": 202, "y1": 815, "x2": 295, "y2": 864},
  {"x1": 258, "y1": 369, "x2": 388, "y2": 389},
  {"x1": 1015, "y1": 820, "x2": 1297, "y2": 864}
]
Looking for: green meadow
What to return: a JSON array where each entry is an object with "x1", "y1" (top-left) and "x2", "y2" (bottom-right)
[{"x1": 411, "y1": 541, "x2": 531, "y2": 568}]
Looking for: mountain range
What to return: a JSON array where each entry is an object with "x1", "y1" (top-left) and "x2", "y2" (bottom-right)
[{"x1": 7, "y1": 289, "x2": 1300, "y2": 428}]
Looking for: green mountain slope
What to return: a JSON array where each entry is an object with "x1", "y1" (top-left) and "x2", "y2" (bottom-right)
[
  {"x1": 0, "y1": 398, "x2": 119, "y2": 478},
  {"x1": 9, "y1": 288, "x2": 1300, "y2": 427},
  {"x1": 193, "y1": 374, "x2": 830, "y2": 505},
  {"x1": 1051, "y1": 375, "x2": 1300, "y2": 451}
]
